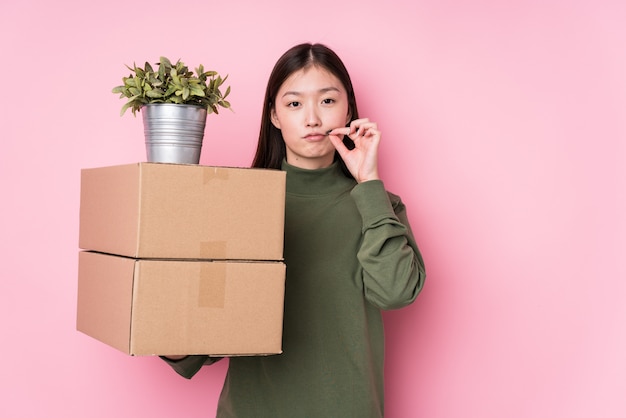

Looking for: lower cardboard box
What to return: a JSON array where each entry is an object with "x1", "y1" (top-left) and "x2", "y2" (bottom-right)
[{"x1": 76, "y1": 251, "x2": 285, "y2": 356}]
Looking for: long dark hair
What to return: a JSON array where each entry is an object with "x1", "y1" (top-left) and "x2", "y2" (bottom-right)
[{"x1": 251, "y1": 43, "x2": 359, "y2": 177}]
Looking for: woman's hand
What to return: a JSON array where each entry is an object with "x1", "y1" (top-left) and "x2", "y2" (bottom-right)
[
  {"x1": 163, "y1": 355, "x2": 187, "y2": 361},
  {"x1": 328, "y1": 118, "x2": 380, "y2": 183}
]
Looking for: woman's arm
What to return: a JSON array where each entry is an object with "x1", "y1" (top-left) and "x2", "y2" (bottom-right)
[
  {"x1": 331, "y1": 118, "x2": 426, "y2": 309},
  {"x1": 159, "y1": 355, "x2": 221, "y2": 379},
  {"x1": 352, "y1": 180, "x2": 426, "y2": 310}
]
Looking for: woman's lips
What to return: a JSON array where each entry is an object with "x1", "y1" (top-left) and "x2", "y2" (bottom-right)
[{"x1": 304, "y1": 133, "x2": 328, "y2": 141}]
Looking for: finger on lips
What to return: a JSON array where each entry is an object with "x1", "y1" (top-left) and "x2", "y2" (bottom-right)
[
  {"x1": 327, "y1": 124, "x2": 376, "y2": 138},
  {"x1": 326, "y1": 127, "x2": 352, "y2": 136}
]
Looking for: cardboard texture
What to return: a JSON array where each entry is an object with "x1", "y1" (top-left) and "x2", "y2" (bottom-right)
[
  {"x1": 76, "y1": 251, "x2": 286, "y2": 356},
  {"x1": 78, "y1": 163, "x2": 286, "y2": 260}
]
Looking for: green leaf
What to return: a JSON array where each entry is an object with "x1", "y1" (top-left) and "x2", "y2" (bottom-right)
[
  {"x1": 189, "y1": 85, "x2": 205, "y2": 97},
  {"x1": 146, "y1": 90, "x2": 163, "y2": 98},
  {"x1": 183, "y1": 87, "x2": 191, "y2": 100},
  {"x1": 170, "y1": 69, "x2": 180, "y2": 84},
  {"x1": 160, "y1": 57, "x2": 172, "y2": 68},
  {"x1": 120, "y1": 101, "x2": 135, "y2": 117},
  {"x1": 164, "y1": 84, "x2": 178, "y2": 97}
]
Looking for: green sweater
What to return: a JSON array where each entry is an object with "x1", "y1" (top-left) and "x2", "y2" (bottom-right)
[{"x1": 164, "y1": 160, "x2": 425, "y2": 417}]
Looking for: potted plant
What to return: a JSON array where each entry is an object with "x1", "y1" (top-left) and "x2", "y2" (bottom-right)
[{"x1": 112, "y1": 56, "x2": 232, "y2": 164}]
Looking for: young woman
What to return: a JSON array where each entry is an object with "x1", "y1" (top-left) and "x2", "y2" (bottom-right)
[{"x1": 163, "y1": 43, "x2": 426, "y2": 418}]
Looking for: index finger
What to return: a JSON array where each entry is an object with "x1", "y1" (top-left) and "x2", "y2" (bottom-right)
[{"x1": 327, "y1": 127, "x2": 351, "y2": 136}]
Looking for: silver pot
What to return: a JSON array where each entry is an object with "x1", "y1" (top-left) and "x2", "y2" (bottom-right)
[{"x1": 142, "y1": 103, "x2": 207, "y2": 164}]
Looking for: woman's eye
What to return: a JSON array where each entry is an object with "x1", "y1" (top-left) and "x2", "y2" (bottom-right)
[
  {"x1": 287, "y1": 101, "x2": 301, "y2": 108},
  {"x1": 322, "y1": 98, "x2": 335, "y2": 105}
]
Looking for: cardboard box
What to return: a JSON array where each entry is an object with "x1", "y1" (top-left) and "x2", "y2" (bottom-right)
[
  {"x1": 76, "y1": 251, "x2": 285, "y2": 356},
  {"x1": 79, "y1": 163, "x2": 285, "y2": 260}
]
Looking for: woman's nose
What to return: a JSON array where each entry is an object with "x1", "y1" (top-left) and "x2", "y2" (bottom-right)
[{"x1": 305, "y1": 106, "x2": 321, "y2": 127}]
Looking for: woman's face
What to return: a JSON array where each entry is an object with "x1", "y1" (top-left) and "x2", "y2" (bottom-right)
[{"x1": 271, "y1": 66, "x2": 351, "y2": 169}]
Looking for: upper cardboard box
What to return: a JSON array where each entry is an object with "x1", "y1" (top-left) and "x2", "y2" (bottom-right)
[
  {"x1": 76, "y1": 251, "x2": 285, "y2": 356},
  {"x1": 79, "y1": 163, "x2": 285, "y2": 260}
]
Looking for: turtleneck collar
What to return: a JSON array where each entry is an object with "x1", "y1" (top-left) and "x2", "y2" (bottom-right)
[{"x1": 281, "y1": 159, "x2": 356, "y2": 196}]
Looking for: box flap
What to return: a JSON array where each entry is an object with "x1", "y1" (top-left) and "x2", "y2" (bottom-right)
[
  {"x1": 76, "y1": 251, "x2": 135, "y2": 353},
  {"x1": 79, "y1": 164, "x2": 141, "y2": 256}
]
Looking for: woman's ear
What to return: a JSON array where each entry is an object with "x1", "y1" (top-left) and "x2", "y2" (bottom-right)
[{"x1": 270, "y1": 108, "x2": 281, "y2": 129}]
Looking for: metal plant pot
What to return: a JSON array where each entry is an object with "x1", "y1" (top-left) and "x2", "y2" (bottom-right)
[{"x1": 142, "y1": 103, "x2": 207, "y2": 164}]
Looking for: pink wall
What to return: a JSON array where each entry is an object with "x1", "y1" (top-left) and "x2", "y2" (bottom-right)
[{"x1": 1, "y1": 0, "x2": 624, "y2": 417}]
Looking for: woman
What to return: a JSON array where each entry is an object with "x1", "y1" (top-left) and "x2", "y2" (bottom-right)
[{"x1": 164, "y1": 43, "x2": 426, "y2": 417}]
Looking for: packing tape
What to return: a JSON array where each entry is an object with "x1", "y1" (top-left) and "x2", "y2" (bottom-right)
[
  {"x1": 200, "y1": 241, "x2": 227, "y2": 259},
  {"x1": 198, "y1": 263, "x2": 226, "y2": 308},
  {"x1": 203, "y1": 166, "x2": 229, "y2": 184}
]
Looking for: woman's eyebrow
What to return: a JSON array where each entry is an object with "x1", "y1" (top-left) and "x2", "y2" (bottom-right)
[
  {"x1": 318, "y1": 87, "x2": 341, "y2": 94},
  {"x1": 281, "y1": 87, "x2": 341, "y2": 98}
]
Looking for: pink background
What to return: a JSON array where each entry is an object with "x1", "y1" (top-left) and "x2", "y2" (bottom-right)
[{"x1": 1, "y1": 0, "x2": 625, "y2": 417}]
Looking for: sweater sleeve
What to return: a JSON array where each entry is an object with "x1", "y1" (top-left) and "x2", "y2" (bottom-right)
[
  {"x1": 159, "y1": 355, "x2": 222, "y2": 379},
  {"x1": 351, "y1": 180, "x2": 426, "y2": 310}
]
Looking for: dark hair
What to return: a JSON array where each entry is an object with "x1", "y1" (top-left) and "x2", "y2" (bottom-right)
[{"x1": 251, "y1": 43, "x2": 359, "y2": 177}]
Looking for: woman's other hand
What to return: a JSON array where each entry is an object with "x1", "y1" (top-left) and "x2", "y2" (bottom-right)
[{"x1": 328, "y1": 118, "x2": 380, "y2": 183}]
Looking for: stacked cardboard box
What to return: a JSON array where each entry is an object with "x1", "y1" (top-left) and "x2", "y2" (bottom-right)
[{"x1": 76, "y1": 163, "x2": 286, "y2": 356}]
